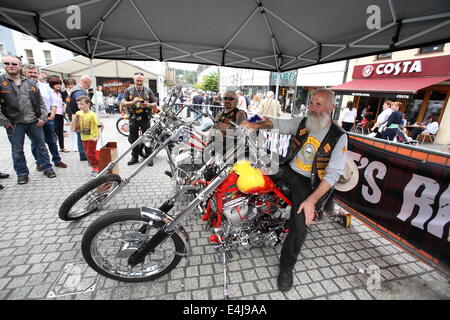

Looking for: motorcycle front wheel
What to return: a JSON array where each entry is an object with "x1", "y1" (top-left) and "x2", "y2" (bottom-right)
[
  {"x1": 82, "y1": 209, "x2": 185, "y2": 282},
  {"x1": 116, "y1": 117, "x2": 129, "y2": 136},
  {"x1": 58, "y1": 174, "x2": 122, "y2": 221}
]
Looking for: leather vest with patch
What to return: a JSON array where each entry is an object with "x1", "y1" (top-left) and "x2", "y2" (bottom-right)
[
  {"x1": 216, "y1": 108, "x2": 247, "y2": 124},
  {"x1": 281, "y1": 118, "x2": 346, "y2": 189}
]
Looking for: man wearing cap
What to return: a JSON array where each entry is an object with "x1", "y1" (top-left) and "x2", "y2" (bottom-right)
[
  {"x1": 241, "y1": 88, "x2": 348, "y2": 292},
  {"x1": 121, "y1": 73, "x2": 157, "y2": 166}
]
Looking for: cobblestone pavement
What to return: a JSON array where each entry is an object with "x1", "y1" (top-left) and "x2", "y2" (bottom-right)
[{"x1": 0, "y1": 114, "x2": 448, "y2": 300}]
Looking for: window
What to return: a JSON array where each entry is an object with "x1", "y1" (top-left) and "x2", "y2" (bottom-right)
[
  {"x1": 419, "y1": 44, "x2": 445, "y2": 54},
  {"x1": 376, "y1": 52, "x2": 392, "y2": 59},
  {"x1": 43, "y1": 50, "x2": 52, "y2": 65},
  {"x1": 0, "y1": 43, "x2": 6, "y2": 58},
  {"x1": 24, "y1": 49, "x2": 35, "y2": 64}
]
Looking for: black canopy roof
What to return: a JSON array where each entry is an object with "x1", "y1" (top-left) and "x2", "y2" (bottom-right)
[{"x1": 1, "y1": 0, "x2": 450, "y2": 71}]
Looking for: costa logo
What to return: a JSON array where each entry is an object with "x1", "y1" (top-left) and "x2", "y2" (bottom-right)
[
  {"x1": 375, "y1": 60, "x2": 422, "y2": 76},
  {"x1": 362, "y1": 65, "x2": 374, "y2": 77}
]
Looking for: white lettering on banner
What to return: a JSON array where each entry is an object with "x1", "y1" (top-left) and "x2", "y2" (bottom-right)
[
  {"x1": 401, "y1": 61, "x2": 412, "y2": 73},
  {"x1": 346, "y1": 151, "x2": 385, "y2": 204},
  {"x1": 397, "y1": 174, "x2": 440, "y2": 231},
  {"x1": 409, "y1": 60, "x2": 422, "y2": 73},
  {"x1": 103, "y1": 81, "x2": 124, "y2": 87},
  {"x1": 362, "y1": 161, "x2": 386, "y2": 204},
  {"x1": 373, "y1": 60, "x2": 422, "y2": 76},
  {"x1": 427, "y1": 185, "x2": 450, "y2": 241},
  {"x1": 341, "y1": 150, "x2": 449, "y2": 241},
  {"x1": 376, "y1": 64, "x2": 385, "y2": 75},
  {"x1": 384, "y1": 63, "x2": 395, "y2": 75}
]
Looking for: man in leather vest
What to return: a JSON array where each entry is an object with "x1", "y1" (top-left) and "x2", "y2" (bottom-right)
[
  {"x1": 241, "y1": 88, "x2": 348, "y2": 291},
  {"x1": 214, "y1": 90, "x2": 247, "y2": 135},
  {"x1": 0, "y1": 55, "x2": 56, "y2": 184},
  {"x1": 121, "y1": 73, "x2": 157, "y2": 166}
]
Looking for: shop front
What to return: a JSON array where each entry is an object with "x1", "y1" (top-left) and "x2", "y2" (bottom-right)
[
  {"x1": 269, "y1": 70, "x2": 298, "y2": 112},
  {"x1": 332, "y1": 56, "x2": 450, "y2": 135}
]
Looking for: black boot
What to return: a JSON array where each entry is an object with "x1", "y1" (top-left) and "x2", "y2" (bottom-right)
[
  {"x1": 127, "y1": 157, "x2": 139, "y2": 165},
  {"x1": 277, "y1": 267, "x2": 293, "y2": 291}
]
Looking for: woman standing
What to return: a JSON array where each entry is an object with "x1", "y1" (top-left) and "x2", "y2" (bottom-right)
[
  {"x1": 49, "y1": 76, "x2": 69, "y2": 152},
  {"x1": 341, "y1": 101, "x2": 357, "y2": 131}
]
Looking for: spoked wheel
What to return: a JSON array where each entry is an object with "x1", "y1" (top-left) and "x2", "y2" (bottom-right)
[
  {"x1": 82, "y1": 209, "x2": 185, "y2": 282},
  {"x1": 116, "y1": 117, "x2": 129, "y2": 136},
  {"x1": 58, "y1": 174, "x2": 122, "y2": 221}
]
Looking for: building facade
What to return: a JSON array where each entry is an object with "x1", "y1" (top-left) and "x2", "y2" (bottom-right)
[
  {"x1": 9, "y1": 29, "x2": 74, "y2": 68},
  {"x1": 333, "y1": 43, "x2": 450, "y2": 144}
]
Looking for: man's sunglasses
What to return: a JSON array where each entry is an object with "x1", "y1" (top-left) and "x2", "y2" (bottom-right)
[
  {"x1": 3, "y1": 62, "x2": 19, "y2": 66},
  {"x1": 223, "y1": 97, "x2": 236, "y2": 101},
  {"x1": 134, "y1": 72, "x2": 144, "y2": 76}
]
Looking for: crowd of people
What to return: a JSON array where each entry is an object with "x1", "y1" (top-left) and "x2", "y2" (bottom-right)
[
  {"x1": 0, "y1": 52, "x2": 441, "y2": 190},
  {"x1": 178, "y1": 88, "x2": 285, "y2": 119},
  {"x1": 339, "y1": 100, "x2": 440, "y2": 144},
  {"x1": 0, "y1": 54, "x2": 101, "y2": 186}
]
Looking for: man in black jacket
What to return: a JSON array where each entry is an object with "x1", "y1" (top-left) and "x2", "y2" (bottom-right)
[
  {"x1": 120, "y1": 73, "x2": 157, "y2": 166},
  {"x1": 0, "y1": 55, "x2": 56, "y2": 184},
  {"x1": 241, "y1": 88, "x2": 347, "y2": 291}
]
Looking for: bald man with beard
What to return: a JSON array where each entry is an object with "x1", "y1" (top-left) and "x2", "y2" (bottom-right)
[{"x1": 241, "y1": 88, "x2": 348, "y2": 292}]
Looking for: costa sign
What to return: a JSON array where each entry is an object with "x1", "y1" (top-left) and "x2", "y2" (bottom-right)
[
  {"x1": 373, "y1": 60, "x2": 422, "y2": 76},
  {"x1": 353, "y1": 55, "x2": 450, "y2": 79},
  {"x1": 362, "y1": 60, "x2": 421, "y2": 77}
]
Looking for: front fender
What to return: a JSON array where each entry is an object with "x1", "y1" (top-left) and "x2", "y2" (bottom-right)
[{"x1": 140, "y1": 206, "x2": 191, "y2": 258}]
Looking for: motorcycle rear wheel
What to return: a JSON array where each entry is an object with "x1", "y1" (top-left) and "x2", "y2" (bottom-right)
[
  {"x1": 82, "y1": 209, "x2": 185, "y2": 282},
  {"x1": 58, "y1": 174, "x2": 122, "y2": 221}
]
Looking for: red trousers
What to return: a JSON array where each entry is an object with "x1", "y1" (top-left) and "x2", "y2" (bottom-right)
[{"x1": 82, "y1": 139, "x2": 98, "y2": 169}]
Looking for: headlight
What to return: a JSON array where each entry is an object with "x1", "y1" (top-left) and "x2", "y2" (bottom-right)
[{"x1": 142, "y1": 134, "x2": 153, "y2": 148}]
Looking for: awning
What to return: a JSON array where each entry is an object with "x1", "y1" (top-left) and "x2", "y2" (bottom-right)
[
  {"x1": 1, "y1": 1, "x2": 450, "y2": 72},
  {"x1": 331, "y1": 76, "x2": 450, "y2": 95},
  {"x1": 40, "y1": 56, "x2": 159, "y2": 80}
]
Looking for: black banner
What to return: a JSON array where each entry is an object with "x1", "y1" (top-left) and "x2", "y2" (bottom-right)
[{"x1": 335, "y1": 137, "x2": 450, "y2": 271}]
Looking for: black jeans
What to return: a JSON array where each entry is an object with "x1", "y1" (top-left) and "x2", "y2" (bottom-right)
[
  {"x1": 54, "y1": 114, "x2": 65, "y2": 149},
  {"x1": 128, "y1": 117, "x2": 152, "y2": 159},
  {"x1": 271, "y1": 165, "x2": 312, "y2": 269}
]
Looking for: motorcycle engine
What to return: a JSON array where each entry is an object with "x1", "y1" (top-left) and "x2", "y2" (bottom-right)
[
  {"x1": 222, "y1": 196, "x2": 251, "y2": 227},
  {"x1": 211, "y1": 193, "x2": 289, "y2": 251}
]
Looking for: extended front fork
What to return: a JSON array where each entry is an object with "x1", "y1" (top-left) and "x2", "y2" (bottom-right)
[{"x1": 127, "y1": 171, "x2": 226, "y2": 268}]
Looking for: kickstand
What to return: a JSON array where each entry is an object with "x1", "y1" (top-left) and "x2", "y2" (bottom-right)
[{"x1": 222, "y1": 251, "x2": 230, "y2": 300}]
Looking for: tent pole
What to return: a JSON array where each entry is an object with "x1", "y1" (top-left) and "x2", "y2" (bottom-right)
[
  {"x1": 275, "y1": 72, "x2": 280, "y2": 102},
  {"x1": 89, "y1": 58, "x2": 103, "y2": 147}
]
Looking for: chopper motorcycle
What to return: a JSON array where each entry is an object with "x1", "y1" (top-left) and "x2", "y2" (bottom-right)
[
  {"x1": 57, "y1": 88, "x2": 216, "y2": 221},
  {"x1": 80, "y1": 122, "x2": 302, "y2": 299}
]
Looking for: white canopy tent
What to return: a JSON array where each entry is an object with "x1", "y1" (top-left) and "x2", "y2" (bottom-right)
[{"x1": 41, "y1": 55, "x2": 159, "y2": 82}]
